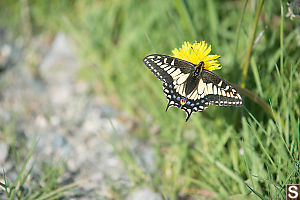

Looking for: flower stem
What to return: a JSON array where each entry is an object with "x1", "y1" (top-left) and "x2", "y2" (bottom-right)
[
  {"x1": 233, "y1": 0, "x2": 248, "y2": 66},
  {"x1": 280, "y1": 1, "x2": 284, "y2": 73},
  {"x1": 233, "y1": 84, "x2": 278, "y2": 122},
  {"x1": 241, "y1": 0, "x2": 264, "y2": 88}
]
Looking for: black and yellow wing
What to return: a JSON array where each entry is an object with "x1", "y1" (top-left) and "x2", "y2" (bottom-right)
[{"x1": 143, "y1": 54, "x2": 243, "y2": 121}]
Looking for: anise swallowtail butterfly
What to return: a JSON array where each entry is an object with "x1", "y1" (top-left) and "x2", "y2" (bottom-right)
[{"x1": 143, "y1": 54, "x2": 243, "y2": 121}]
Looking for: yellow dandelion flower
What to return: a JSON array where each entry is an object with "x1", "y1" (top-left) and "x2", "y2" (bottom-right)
[{"x1": 171, "y1": 41, "x2": 222, "y2": 71}]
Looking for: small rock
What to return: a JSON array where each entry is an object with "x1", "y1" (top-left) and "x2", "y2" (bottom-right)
[
  {"x1": 50, "y1": 115, "x2": 61, "y2": 127},
  {"x1": 99, "y1": 105, "x2": 117, "y2": 118},
  {"x1": 51, "y1": 132, "x2": 67, "y2": 148},
  {"x1": 127, "y1": 187, "x2": 162, "y2": 200},
  {"x1": 35, "y1": 114, "x2": 48, "y2": 129},
  {"x1": 0, "y1": 142, "x2": 9, "y2": 163},
  {"x1": 0, "y1": 44, "x2": 12, "y2": 66},
  {"x1": 135, "y1": 145, "x2": 157, "y2": 174}
]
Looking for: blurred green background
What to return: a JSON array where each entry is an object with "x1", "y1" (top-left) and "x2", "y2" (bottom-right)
[{"x1": 0, "y1": 0, "x2": 299, "y2": 199}]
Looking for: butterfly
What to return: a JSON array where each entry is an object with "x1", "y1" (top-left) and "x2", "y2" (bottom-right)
[{"x1": 143, "y1": 54, "x2": 243, "y2": 121}]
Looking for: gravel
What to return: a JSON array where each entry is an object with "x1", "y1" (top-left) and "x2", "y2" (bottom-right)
[{"x1": 0, "y1": 32, "x2": 158, "y2": 199}]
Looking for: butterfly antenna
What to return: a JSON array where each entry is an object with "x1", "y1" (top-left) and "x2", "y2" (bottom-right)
[{"x1": 190, "y1": 46, "x2": 200, "y2": 62}]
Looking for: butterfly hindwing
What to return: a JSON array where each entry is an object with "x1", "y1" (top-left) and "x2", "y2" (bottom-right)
[
  {"x1": 178, "y1": 69, "x2": 243, "y2": 121},
  {"x1": 162, "y1": 81, "x2": 210, "y2": 122},
  {"x1": 162, "y1": 83, "x2": 181, "y2": 110},
  {"x1": 180, "y1": 96, "x2": 209, "y2": 122}
]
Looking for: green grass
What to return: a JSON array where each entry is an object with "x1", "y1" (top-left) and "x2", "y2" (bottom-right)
[
  {"x1": 0, "y1": 122, "x2": 77, "y2": 199},
  {"x1": 1, "y1": 0, "x2": 299, "y2": 199},
  {"x1": 1, "y1": 151, "x2": 73, "y2": 200}
]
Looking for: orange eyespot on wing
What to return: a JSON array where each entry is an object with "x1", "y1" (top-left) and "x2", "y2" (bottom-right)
[{"x1": 180, "y1": 98, "x2": 187, "y2": 105}]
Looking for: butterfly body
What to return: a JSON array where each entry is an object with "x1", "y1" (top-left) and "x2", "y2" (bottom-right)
[
  {"x1": 184, "y1": 61, "x2": 204, "y2": 96},
  {"x1": 143, "y1": 54, "x2": 243, "y2": 121}
]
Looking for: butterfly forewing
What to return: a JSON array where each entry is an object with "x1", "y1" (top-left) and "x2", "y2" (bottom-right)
[
  {"x1": 143, "y1": 54, "x2": 243, "y2": 121},
  {"x1": 143, "y1": 54, "x2": 194, "y2": 83}
]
